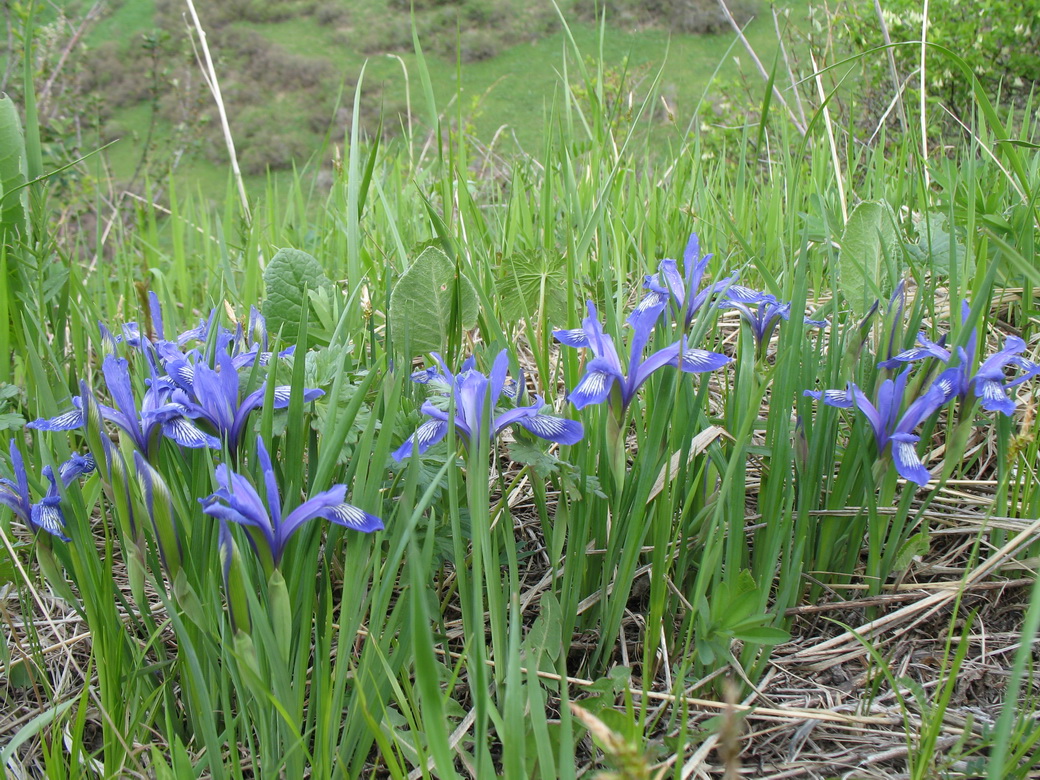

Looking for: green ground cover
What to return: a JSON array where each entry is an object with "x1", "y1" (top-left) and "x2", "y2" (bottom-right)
[
  {"x1": 2, "y1": 2, "x2": 1040, "y2": 778},
  {"x1": 6, "y1": 0, "x2": 811, "y2": 195}
]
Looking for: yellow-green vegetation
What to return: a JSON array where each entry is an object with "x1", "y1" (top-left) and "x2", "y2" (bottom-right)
[
  {"x1": 7, "y1": 0, "x2": 809, "y2": 195},
  {"x1": 3, "y1": 1, "x2": 1040, "y2": 778}
]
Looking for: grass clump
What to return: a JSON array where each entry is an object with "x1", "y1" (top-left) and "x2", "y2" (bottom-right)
[{"x1": 1, "y1": 3, "x2": 1040, "y2": 778}]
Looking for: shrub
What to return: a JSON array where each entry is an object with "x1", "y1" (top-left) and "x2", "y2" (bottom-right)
[
  {"x1": 458, "y1": 28, "x2": 498, "y2": 64},
  {"x1": 315, "y1": 2, "x2": 349, "y2": 26},
  {"x1": 386, "y1": 0, "x2": 458, "y2": 10},
  {"x1": 833, "y1": 0, "x2": 1040, "y2": 127},
  {"x1": 572, "y1": 0, "x2": 757, "y2": 34},
  {"x1": 238, "y1": 124, "x2": 313, "y2": 174},
  {"x1": 356, "y1": 17, "x2": 414, "y2": 55}
]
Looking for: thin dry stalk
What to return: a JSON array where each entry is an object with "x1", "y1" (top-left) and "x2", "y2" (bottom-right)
[
  {"x1": 182, "y1": 0, "x2": 251, "y2": 227},
  {"x1": 715, "y1": 0, "x2": 807, "y2": 136},
  {"x1": 871, "y1": 0, "x2": 907, "y2": 133}
]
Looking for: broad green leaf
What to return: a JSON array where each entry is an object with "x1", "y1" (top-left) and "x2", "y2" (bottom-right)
[
  {"x1": 262, "y1": 248, "x2": 336, "y2": 347},
  {"x1": 388, "y1": 246, "x2": 479, "y2": 355},
  {"x1": 730, "y1": 625, "x2": 791, "y2": 645},
  {"x1": 523, "y1": 592, "x2": 563, "y2": 673},
  {"x1": 838, "y1": 200, "x2": 899, "y2": 318},
  {"x1": 0, "y1": 95, "x2": 29, "y2": 246},
  {"x1": 0, "y1": 412, "x2": 24, "y2": 431},
  {"x1": 907, "y1": 213, "x2": 969, "y2": 277},
  {"x1": 497, "y1": 250, "x2": 568, "y2": 324}
]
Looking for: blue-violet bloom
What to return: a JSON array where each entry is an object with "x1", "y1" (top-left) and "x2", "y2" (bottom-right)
[
  {"x1": 28, "y1": 354, "x2": 219, "y2": 456},
  {"x1": 877, "y1": 304, "x2": 1040, "y2": 416},
  {"x1": 805, "y1": 368, "x2": 950, "y2": 485},
  {"x1": 392, "y1": 350, "x2": 583, "y2": 461},
  {"x1": 200, "y1": 436, "x2": 382, "y2": 568},
  {"x1": 629, "y1": 233, "x2": 737, "y2": 331},
  {"x1": 717, "y1": 286, "x2": 828, "y2": 354},
  {"x1": 169, "y1": 351, "x2": 323, "y2": 454},
  {"x1": 0, "y1": 441, "x2": 95, "y2": 540},
  {"x1": 555, "y1": 300, "x2": 732, "y2": 412}
]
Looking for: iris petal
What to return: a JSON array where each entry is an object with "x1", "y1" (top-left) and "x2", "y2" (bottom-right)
[
  {"x1": 30, "y1": 499, "x2": 69, "y2": 540},
  {"x1": 27, "y1": 409, "x2": 85, "y2": 432},
  {"x1": 889, "y1": 433, "x2": 931, "y2": 485},
  {"x1": 568, "y1": 364, "x2": 617, "y2": 410},
  {"x1": 674, "y1": 347, "x2": 733, "y2": 374},
  {"x1": 324, "y1": 503, "x2": 384, "y2": 533},
  {"x1": 514, "y1": 413, "x2": 584, "y2": 445},
  {"x1": 392, "y1": 420, "x2": 450, "y2": 461}
]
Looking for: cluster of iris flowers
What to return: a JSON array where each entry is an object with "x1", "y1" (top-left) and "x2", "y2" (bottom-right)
[
  {"x1": 29, "y1": 296, "x2": 317, "y2": 459},
  {"x1": 8, "y1": 235, "x2": 1040, "y2": 578},
  {"x1": 550, "y1": 233, "x2": 823, "y2": 415},
  {"x1": 0, "y1": 440, "x2": 94, "y2": 541},
  {"x1": 15, "y1": 294, "x2": 381, "y2": 573},
  {"x1": 806, "y1": 297, "x2": 1040, "y2": 484},
  {"x1": 392, "y1": 350, "x2": 584, "y2": 461}
]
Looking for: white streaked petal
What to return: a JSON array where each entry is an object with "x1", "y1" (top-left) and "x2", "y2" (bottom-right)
[
  {"x1": 325, "y1": 503, "x2": 384, "y2": 533},
  {"x1": 554, "y1": 328, "x2": 591, "y2": 349},
  {"x1": 516, "y1": 414, "x2": 583, "y2": 445},
  {"x1": 891, "y1": 438, "x2": 930, "y2": 485},
  {"x1": 30, "y1": 501, "x2": 67, "y2": 538},
  {"x1": 524, "y1": 415, "x2": 567, "y2": 436},
  {"x1": 415, "y1": 419, "x2": 446, "y2": 446},
  {"x1": 28, "y1": 410, "x2": 84, "y2": 431},
  {"x1": 169, "y1": 363, "x2": 195, "y2": 389},
  {"x1": 678, "y1": 348, "x2": 732, "y2": 373},
  {"x1": 980, "y1": 380, "x2": 1006, "y2": 404},
  {"x1": 634, "y1": 290, "x2": 669, "y2": 313},
  {"x1": 569, "y1": 369, "x2": 614, "y2": 409},
  {"x1": 164, "y1": 418, "x2": 220, "y2": 449}
]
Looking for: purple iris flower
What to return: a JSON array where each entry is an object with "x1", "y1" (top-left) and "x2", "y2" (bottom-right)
[
  {"x1": 0, "y1": 441, "x2": 95, "y2": 541},
  {"x1": 28, "y1": 354, "x2": 219, "y2": 457},
  {"x1": 954, "y1": 336, "x2": 1040, "y2": 416},
  {"x1": 716, "y1": 286, "x2": 828, "y2": 355},
  {"x1": 877, "y1": 303, "x2": 1040, "y2": 416},
  {"x1": 164, "y1": 309, "x2": 295, "y2": 399},
  {"x1": 177, "y1": 307, "x2": 292, "y2": 372},
  {"x1": 200, "y1": 436, "x2": 382, "y2": 568},
  {"x1": 98, "y1": 291, "x2": 168, "y2": 354},
  {"x1": 555, "y1": 300, "x2": 732, "y2": 412},
  {"x1": 805, "y1": 368, "x2": 950, "y2": 485},
  {"x1": 878, "y1": 331, "x2": 954, "y2": 369},
  {"x1": 629, "y1": 233, "x2": 738, "y2": 331},
  {"x1": 170, "y1": 351, "x2": 324, "y2": 455},
  {"x1": 392, "y1": 350, "x2": 583, "y2": 461}
]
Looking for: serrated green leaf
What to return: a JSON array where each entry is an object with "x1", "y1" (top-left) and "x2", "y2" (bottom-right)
[
  {"x1": 388, "y1": 246, "x2": 479, "y2": 356},
  {"x1": 909, "y1": 213, "x2": 969, "y2": 277},
  {"x1": 262, "y1": 248, "x2": 336, "y2": 347},
  {"x1": 838, "y1": 200, "x2": 899, "y2": 318},
  {"x1": 497, "y1": 250, "x2": 568, "y2": 324},
  {"x1": 507, "y1": 439, "x2": 560, "y2": 478}
]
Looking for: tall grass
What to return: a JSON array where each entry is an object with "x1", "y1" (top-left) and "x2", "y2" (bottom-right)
[{"x1": 1, "y1": 4, "x2": 1039, "y2": 778}]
